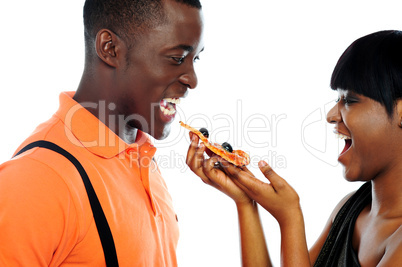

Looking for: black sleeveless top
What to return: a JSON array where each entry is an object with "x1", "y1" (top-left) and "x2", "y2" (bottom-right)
[{"x1": 314, "y1": 182, "x2": 371, "y2": 267}]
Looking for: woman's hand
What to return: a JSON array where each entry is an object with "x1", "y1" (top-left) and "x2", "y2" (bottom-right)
[
  {"x1": 220, "y1": 159, "x2": 311, "y2": 267},
  {"x1": 186, "y1": 132, "x2": 252, "y2": 206},
  {"x1": 186, "y1": 132, "x2": 275, "y2": 266},
  {"x1": 219, "y1": 159, "x2": 302, "y2": 226}
]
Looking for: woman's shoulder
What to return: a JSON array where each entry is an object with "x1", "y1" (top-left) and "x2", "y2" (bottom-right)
[
  {"x1": 329, "y1": 182, "x2": 371, "y2": 223},
  {"x1": 329, "y1": 190, "x2": 357, "y2": 223}
]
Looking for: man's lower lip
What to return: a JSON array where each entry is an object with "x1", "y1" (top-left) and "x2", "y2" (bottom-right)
[{"x1": 159, "y1": 108, "x2": 176, "y2": 122}]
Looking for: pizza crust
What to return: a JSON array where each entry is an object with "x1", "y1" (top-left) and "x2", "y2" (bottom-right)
[{"x1": 180, "y1": 121, "x2": 250, "y2": 166}]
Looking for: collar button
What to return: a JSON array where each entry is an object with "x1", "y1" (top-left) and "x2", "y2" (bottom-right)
[{"x1": 126, "y1": 148, "x2": 137, "y2": 154}]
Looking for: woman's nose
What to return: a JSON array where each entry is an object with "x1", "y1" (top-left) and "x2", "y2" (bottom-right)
[{"x1": 326, "y1": 102, "x2": 342, "y2": 124}]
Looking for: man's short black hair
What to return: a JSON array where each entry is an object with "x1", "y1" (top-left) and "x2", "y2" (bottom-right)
[
  {"x1": 330, "y1": 30, "x2": 402, "y2": 116},
  {"x1": 83, "y1": 0, "x2": 202, "y2": 55}
]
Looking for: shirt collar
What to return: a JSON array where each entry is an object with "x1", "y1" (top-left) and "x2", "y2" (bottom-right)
[{"x1": 55, "y1": 91, "x2": 156, "y2": 159}]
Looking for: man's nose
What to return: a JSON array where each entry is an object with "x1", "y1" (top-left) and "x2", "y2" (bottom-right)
[{"x1": 179, "y1": 63, "x2": 198, "y2": 89}]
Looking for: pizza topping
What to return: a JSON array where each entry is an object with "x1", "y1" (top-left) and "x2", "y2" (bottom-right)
[
  {"x1": 221, "y1": 142, "x2": 233, "y2": 153},
  {"x1": 199, "y1": 128, "x2": 209, "y2": 138},
  {"x1": 180, "y1": 121, "x2": 250, "y2": 166}
]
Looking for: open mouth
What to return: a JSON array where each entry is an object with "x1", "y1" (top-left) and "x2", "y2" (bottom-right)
[
  {"x1": 336, "y1": 132, "x2": 352, "y2": 155},
  {"x1": 160, "y1": 97, "x2": 180, "y2": 117}
]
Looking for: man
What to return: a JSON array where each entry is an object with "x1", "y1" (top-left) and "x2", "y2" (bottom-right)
[{"x1": 0, "y1": 0, "x2": 204, "y2": 266}]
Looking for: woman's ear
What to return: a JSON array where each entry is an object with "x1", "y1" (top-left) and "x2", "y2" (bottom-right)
[
  {"x1": 396, "y1": 99, "x2": 402, "y2": 128},
  {"x1": 95, "y1": 29, "x2": 121, "y2": 68}
]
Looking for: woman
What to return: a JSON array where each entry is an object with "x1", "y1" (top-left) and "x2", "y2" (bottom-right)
[{"x1": 186, "y1": 30, "x2": 402, "y2": 266}]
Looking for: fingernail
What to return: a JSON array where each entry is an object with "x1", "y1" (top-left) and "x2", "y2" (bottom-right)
[{"x1": 258, "y1": 160, "x2": 268, "y2": 168}]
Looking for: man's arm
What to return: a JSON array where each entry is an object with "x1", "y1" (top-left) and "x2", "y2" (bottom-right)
[{"x1": 0, "y1": 156, "x2": 78, "y2": 266}]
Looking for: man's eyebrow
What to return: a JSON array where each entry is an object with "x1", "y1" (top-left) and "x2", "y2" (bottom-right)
[
  {"x1": 171, "y1": 45, "x2": 204, "y2": 53},
  {"x1": 172, "y1": 44, "x2": 194, "y2": 52}
]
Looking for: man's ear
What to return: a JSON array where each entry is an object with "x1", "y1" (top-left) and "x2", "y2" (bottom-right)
[{"x1": 95, "y1": 29, "x2": 121, "y2": 68}]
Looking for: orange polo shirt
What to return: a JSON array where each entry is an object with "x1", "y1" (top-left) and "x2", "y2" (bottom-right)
[{"x1": 0, "y1": 92, "x2": 179, "y2": 266}]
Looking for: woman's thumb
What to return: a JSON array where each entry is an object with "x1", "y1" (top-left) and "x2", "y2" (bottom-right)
[{"x1": 258, "y1": 160, "x2": 282, "y2": 187}]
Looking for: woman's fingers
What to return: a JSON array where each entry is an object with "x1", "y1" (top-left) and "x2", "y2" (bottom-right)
[
  {"x1": 202, "y1": 156, "x2": 219, "y2": 175},
  {"x1": 192, "y1": 155, "x2": 300, "y2": 223},
  {"x1": 202, "y1": 156, "x2": 224, "y2": 186},
  {"x1": 186, "y1": 133, "x2": 211, "y2": 183},
  {"x1": 186, "y1": 132, "x2": 199, "y2": 165},
  {"x1": 258, "y1": 160, "x2": 286, "y2": 191},
  {"x1": 185, "y1": 140, "x2": 252, "y2": 204},
  {"x1": 218, "y1": 160, "x2": 274, "y2": 197}
]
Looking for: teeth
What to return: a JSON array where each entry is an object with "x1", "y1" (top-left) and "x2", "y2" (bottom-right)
[
  {"x1": 160, "y1": 105, "x2": 176, "y2": 115},
  {"x1": 164, "y1": 98, "x2": 181, "y2": 104},
  {"x1": 160, "y1": 98, "x2": 180, "y2": 116},
  {"x1": 335, "y1": 133, "x2": 351, "y2": 140}
]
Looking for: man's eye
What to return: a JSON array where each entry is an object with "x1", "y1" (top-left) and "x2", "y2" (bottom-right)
[{"x1": 172, "y1": 57, "x2": 185, "y2": 64}]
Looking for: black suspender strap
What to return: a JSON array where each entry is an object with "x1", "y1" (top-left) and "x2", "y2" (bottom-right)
[{"x1": 15, "y1": 140, "x2": 119, "y2": 267}]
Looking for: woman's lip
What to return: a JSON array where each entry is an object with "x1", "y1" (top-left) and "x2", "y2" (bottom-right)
[
  {"x1": 338, "y1": 138, "x2": 352, "y2": 162},
  {"x1": 340, "y1": 139, "x2": 352, "y2": 155},
  {"x1": 333, "y1": 129, "x2": 351, "y2": 139},
  {"x1": 334, "y1": 129, "x2": 352, "y2": 162}
]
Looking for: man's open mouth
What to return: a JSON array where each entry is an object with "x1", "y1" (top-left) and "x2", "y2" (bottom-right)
[{"x1": 160, "y1": 98, "x2": 180, "y2": 116}]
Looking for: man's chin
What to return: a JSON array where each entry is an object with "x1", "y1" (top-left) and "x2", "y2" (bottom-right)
[{"x1": 151, "y1": 124, "x2": 172, "y2": 141}]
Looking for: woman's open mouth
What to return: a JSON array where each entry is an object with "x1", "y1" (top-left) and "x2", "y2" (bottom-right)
[{"x1": 336, "y1": 132, "x2": 352, "y2": 156}]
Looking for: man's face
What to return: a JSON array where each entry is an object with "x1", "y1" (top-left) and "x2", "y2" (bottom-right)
[{"x1": 115, "y1": 1, "x2": 204, "y2": 140}]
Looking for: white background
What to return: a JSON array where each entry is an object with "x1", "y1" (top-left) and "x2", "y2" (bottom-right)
[{"x1": 1, "y1": 1, "x2": 401, "y2": 266}]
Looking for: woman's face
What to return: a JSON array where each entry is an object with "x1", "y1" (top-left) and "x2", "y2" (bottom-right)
[{"x1": 326, "y1": 89, "x2": 402, "y2": 182}]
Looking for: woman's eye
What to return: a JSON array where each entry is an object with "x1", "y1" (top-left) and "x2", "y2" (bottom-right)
[
  {"x1": 336, "y1": 96, "x2": 356, "y2": 105},
  {"x1": 194, "y1": 56, "x2": 200, "y2": 62},
  {"x1": 342, "y1": 97, "x2": 356, "y2": 104}
]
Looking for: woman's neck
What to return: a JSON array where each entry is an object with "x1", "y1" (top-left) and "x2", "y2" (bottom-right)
[{"x1": 370, "y1": 164, "x2": 402, "y2": 218}]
